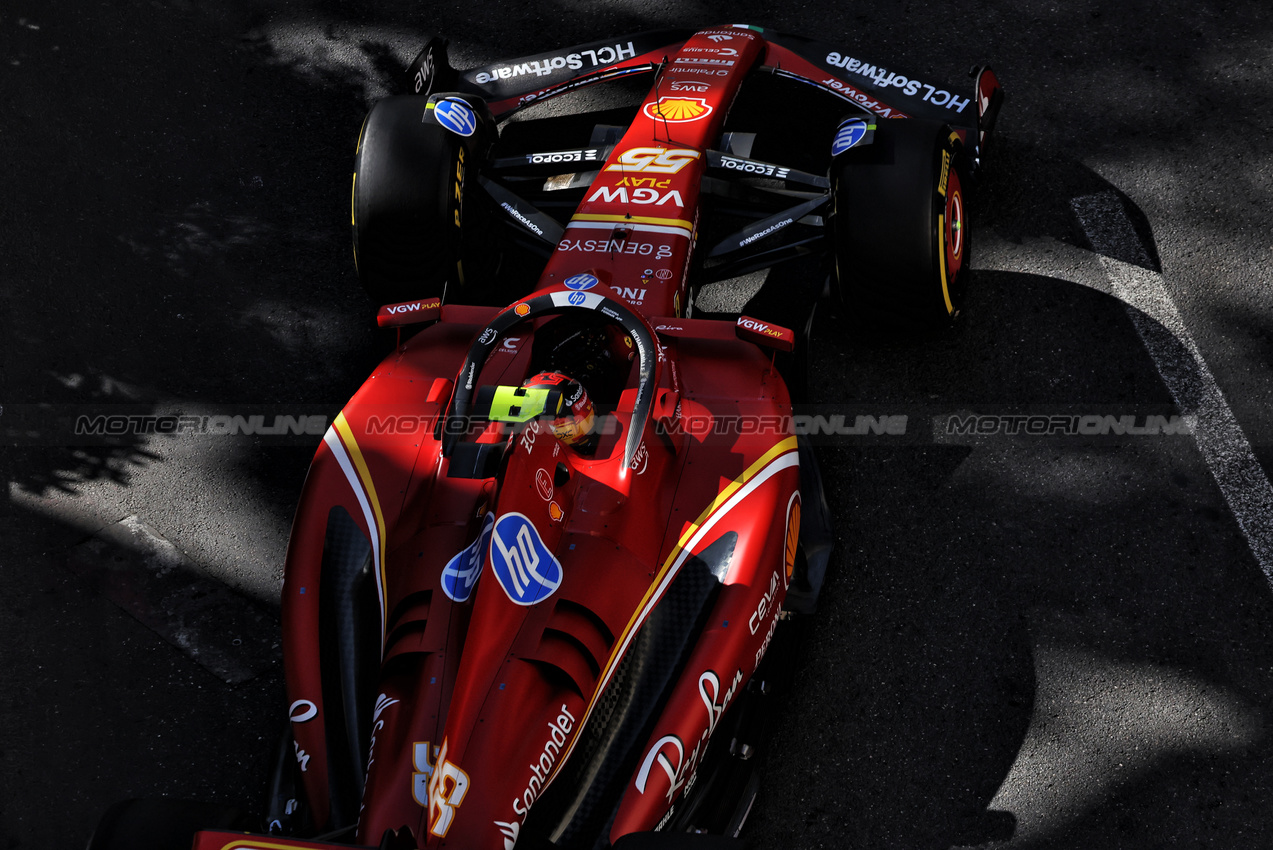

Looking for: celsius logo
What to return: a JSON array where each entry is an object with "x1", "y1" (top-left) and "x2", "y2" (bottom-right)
[
  {"x1": 434, "y1": 98, "x2": 478, "y2": 136},
  {"x1": 441, "y1": 513, "x2": 495, "y2": 602},
  {"x1": 490, "y1": 513, "x2": 563, "y2": 605}
]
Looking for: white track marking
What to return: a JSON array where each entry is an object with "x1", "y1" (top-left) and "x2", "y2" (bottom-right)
[{"x1": 1072, "y1": 192, "x2": 1273, "y2": 584}]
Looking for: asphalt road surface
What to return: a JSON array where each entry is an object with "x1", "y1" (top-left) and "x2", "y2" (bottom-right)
[{"x1": 3, "y1": 1, "x2": 1272, "y2": 848}]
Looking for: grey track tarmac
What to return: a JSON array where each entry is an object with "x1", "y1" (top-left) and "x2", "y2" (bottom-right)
[{"x1": 3, "y1": 2, "x2": 1271, "y2": 848}]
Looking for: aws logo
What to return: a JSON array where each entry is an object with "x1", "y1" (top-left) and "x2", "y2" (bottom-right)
[{"x1": 644, "y1": 97, "x2": 713, "y2": 123}]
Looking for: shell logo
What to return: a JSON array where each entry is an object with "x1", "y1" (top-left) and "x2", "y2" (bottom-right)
[
  {"x1": 644, "y1": 97, "x2": 713, "y2": 123},
  {"x1": 783, "y1": 493, "x2": 801, "y2": 583},
  {"x1": 515, "y1": 303, "x2": 531, "y2": 316}
]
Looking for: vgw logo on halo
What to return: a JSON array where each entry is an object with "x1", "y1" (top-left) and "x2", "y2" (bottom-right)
[
  {"x1": 490, "y1": 513, "x2": 563, "y2": 605},
  {"x1": 441, "y1": 513, "x2": 495, "y2": 602}
]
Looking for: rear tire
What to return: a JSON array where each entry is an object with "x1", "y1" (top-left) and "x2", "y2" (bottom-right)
[
  {"x1": 352, "y1": 95, "x2": 491, "y2": 306},
  {"x1": 830, "y1": 118, "x2": 970, "y2": 331}
]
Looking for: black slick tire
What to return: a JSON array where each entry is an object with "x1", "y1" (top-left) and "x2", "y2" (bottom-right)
[
  {"x1": 352, "y1": 95, "x2": 472, "y2": 306},
  {"x1": 830, "y1": 118, "x2": 971, "y2": 331}
]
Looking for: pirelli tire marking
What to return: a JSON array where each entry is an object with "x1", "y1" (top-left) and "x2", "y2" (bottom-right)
[{"x1": 936, "y1": 138, "x2": 964, "y2": 315}]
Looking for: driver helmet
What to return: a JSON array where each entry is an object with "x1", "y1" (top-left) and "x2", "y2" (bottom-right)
[{"x1": 522, "y1": 371, "x2": 595, "y2": 446}]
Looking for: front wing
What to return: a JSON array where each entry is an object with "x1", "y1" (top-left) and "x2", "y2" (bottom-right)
[{"x1": 411, "y1": 24, "x2": 1002, "y2": 166}]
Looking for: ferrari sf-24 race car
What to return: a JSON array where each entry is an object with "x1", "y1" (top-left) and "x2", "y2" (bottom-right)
[{"x1": 90, "y1": 24, "x2": 1001, "y2": 850}]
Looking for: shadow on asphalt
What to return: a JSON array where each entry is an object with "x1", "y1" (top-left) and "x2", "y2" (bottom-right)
[
  {"x1": 744, "y1": 262, "x2": 1273, "y2": 848},
  {"x1": 6, "y1": 5, "x2": 1273, "y2": 849}
]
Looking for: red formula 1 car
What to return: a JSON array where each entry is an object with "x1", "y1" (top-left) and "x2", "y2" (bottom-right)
[{"x1": 91, "y1": 24, "x2": 1001, "y2": 850}]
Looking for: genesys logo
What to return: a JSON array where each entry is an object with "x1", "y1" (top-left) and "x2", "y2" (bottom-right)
[
  {"x1": 490, "y1": 513, "x2": 563, "y2": 605},
  {"x1": 441, "y1": 512, "x2": 495, "y2": 602},
  {"x1": 558, "y1": 238, "x2": 673, "y2": 260}
]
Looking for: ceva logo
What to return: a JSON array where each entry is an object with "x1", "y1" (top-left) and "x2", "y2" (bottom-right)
[
  {"x1": 490, "y1": 513, "x2": 563, "y2": 605},
  {"x1": 441, "y1": 513, "x2": 495, "y2": 602}
]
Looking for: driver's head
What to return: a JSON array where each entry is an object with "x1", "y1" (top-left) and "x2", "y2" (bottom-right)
[
  {"x1": 523, "y1": 371, "x2": 595, "y2": 446},
  {"x1": 531, "y1": 318, "x2": 635, "y2": 400}
]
